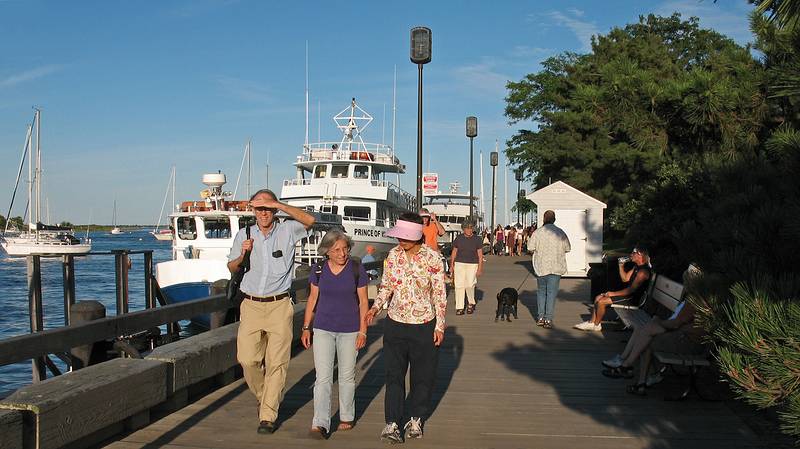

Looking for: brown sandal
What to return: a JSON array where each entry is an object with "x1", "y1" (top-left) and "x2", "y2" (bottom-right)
[
  {"x1": 309, "y1": 426, "x2": 328, "y2": 439},
  {"x1": 466, "y1": 304, "x2": 475, "y2": 314},
  {"x1": 337, "y1": 421, "x2": 355, "y2": 431}
]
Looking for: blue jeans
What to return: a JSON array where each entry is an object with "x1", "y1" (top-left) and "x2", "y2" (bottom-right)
[
  {"x1": 312, "y1": 328, "x2": 358, "y2": 430},
  {"x1": 536, "y1": 274, "x2": 561, "y2": 321}
]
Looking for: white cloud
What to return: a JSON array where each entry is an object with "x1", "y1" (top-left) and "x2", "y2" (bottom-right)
[
  {"x1": 545, "y1": 10, "x2": 599, "y2": 52},
  {"x1": 656, "y1": 0, "x2": 754, "y2": 45},
  {"x1": 0, "y1": 65, "x2": 63, "y2": 88},
  {"x1": 215, "y1": 76, "x2": 274, "y2": 103},
  {"x1": 451, "y1": 61, "x2": 511, "y2": 98},
  {"x1": 509, "y1": 45, "x2": 552, "y2": 59}
]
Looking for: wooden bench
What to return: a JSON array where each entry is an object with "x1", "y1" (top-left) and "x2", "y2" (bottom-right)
[
  {"x1": 611, "y1": 273, "x2": 684, "y2": 330},
  {"x1": 612, "y1": 269, "x2": 712, "y2": 400}
]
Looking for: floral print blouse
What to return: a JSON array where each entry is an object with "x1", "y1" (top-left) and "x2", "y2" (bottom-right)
[{"x1": 373, "y1": 244, "x2": 447, "y2": 332}]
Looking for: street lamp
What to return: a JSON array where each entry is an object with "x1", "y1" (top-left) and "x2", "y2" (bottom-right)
[
  {"x1": 519, "y1": 188, "x2": 527, "y2": 226},
  {"x1": 490, "y1": 151, "x2": 498, "y2": 232},
  {"x1": 410, "y1": 26, "x2": 432, "y2": 211},
  {"x1": 515, "y1": 168, "x2": 524, "y2": 225},
  {"x1": 466, "y1": 116, "x2": 477, "y2": 220}
]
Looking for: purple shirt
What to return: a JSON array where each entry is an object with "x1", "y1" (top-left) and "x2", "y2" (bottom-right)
[{"x1": 309, "y1": 259, "x2": 368, "y2": 333}]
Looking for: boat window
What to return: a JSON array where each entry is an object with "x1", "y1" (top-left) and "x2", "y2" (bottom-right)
[
  {"x1": 353, "y1": 165, "x2": 369, "y2": 179},
  {"x1": 237, "y1": 216, "x2": 256, "y2": 230},
  {"x1": 203, "y1": 217, "x2": 231, "y2": 239},
  {"x1": 313, "y1": 165, "x2": 327, "y2": 178},
  {"x1": 320, "y1": 205, "x2": 338, "y2": 215},
  {"x1": 344, "y1": 206, "x2": 370, "y2": 221},
  {"x1": 331, "y1": 165, "x2": 348, "y2": 178},
  {"x1": 177, "y1": 217, "x2": 197, "y2": 240}
]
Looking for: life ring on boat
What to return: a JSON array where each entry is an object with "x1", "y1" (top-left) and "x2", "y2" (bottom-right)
[{"x1": 350, "y1": 151, "x2": 374, "y2": 161}]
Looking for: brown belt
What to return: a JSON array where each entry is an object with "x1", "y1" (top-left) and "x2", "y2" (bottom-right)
[{"x1": 245, "y1": 292, "x2": 290, "y2": 303}]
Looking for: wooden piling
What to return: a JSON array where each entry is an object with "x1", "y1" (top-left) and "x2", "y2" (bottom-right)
[
  {"x1": 69, "y1": 300, "x2": 108, "y2": 370},
  {"x1": 27, "y1": 255, "x2": 46, "y2": 383},
  {"x1": 61, "y1": 255, "x2": 75, "y2": 326}
]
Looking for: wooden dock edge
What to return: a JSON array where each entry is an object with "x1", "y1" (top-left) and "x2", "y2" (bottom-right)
[{"x1": 0, "y1": 302, "x2": 306, "y2": 449}]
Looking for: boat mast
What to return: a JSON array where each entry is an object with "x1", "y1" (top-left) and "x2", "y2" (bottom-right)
[
  {"x1": 503, "y1": 141, "x2": 509, "y2": 225},
  {"x1": 392, "y1": 65, "x2": 398, "y2": 187},
  {"x1": 35, "y1": 108, "x2": 41, "y2": 228},
  {"x1": 246, "y1": 139, "x2": 252, "y2": 199},
  {"x1": 480, "y1": 150, "x2": 485, "y2": 225},
  {"x1": 305, "y1": 41, "x2": 309, "y2": 148},
  {"x1": 3, "y1": 123, "x2": 32, "y2": 234}
]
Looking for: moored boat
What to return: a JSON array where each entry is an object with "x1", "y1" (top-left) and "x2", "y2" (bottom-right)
[
  {"x1": 280, "y1": 98, "x2": 414, "y2": 260},
  {"x1": 1, "y1": 109, "x2": 91, "y2": 256}
]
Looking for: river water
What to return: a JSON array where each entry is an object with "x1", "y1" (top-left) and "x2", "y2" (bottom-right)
[{"x1": 0, "y1": 229, "x2": 174, "y2": 395}]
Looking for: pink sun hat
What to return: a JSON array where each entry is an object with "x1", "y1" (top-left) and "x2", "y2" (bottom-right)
[{"x1": 385, "y1": 219, "x2": 424, "y2": 241}]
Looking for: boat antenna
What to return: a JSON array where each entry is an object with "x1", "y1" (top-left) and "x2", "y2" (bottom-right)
[
  {"x1": 392, "y1": 65, "x2": 398, "y2": 188},
  {"x1": 4, "y1": 123, "x2": 32, "y2": 235},
  {"x1": 247, "y1": 139, "x2": 252, "y2": 199},
  {"x1": 305, "y1": 40, "x2": 309, "y2": 147}
]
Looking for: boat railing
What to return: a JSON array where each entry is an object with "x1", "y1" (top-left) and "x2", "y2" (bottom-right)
[{"x1": 299, "y1": 142, "x2": 400, "y2": 165}]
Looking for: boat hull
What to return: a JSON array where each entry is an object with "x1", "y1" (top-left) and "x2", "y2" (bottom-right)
[
  {"x1": 160, "y1": 282, "x2": 213, "y2": 329},
  {"x1": 0, "y1": 236, "x2": 91, "y2": 256},
  {"x1": 151, "y1": 231, "x2": 172, "y2": 241}
]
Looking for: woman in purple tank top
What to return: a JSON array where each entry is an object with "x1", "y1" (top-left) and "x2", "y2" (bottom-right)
[{"x1": 301, "y1": 230, "x2": 369, "y2": 438}]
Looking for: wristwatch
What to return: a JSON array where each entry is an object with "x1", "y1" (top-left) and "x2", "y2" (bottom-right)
[{"x1": 302, "y1": 325, "x2": 311, "y2": 331}]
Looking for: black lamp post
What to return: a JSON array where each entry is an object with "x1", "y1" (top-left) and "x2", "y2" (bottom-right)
[
  {"x1": 515, "y1": 168, "x2": 523, "y2": 225},
  {"x1": 519, "y1": 188, "x2": 527, "y2": 226},
  {"x1": 466, "y1": 116, "x2": 477, "y2": 220},
  {"x1": 410, "y1": 27, "x2": 432, "y2": 211},
  {"x1": 490, "y1": 151, "x2": 498, "y2": 232}
]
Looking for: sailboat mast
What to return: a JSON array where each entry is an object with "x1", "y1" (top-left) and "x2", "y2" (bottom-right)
[
  {"x1": 503, "y1": 144, "x2": 509, "y2": 225},
  {"x1": 480, "y1": 150, "x2": 485, "y2": 223},
  {"x1": 27, "y1": 122, "x2": 33, "y2": 230},
  {"x1": 246, "y1": 140, "x2": 252, "y2": 199},
  {"x1": 35, "y1": 108, "x2": 42, "y2": 227}
]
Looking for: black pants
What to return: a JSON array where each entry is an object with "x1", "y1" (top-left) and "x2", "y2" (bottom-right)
[{"x1": 383, "y1": 318, "x2": 439, "y2": 424}]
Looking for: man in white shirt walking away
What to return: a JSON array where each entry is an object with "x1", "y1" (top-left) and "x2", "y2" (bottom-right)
[{"x1": 527, "y1": 210, "x2": 571, "y2": 329}]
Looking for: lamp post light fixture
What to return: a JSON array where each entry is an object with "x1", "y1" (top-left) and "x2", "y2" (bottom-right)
[
  {"x1": 515, "y1": 168, "x2": 524, "y2": 225},
  {"x1": 466, "y1": 116, "x2": 477, "y2": 220},
  {"x1": 490, "y1": 151, "x2": 498, "y2": 233},
  {"x1": 410, "y1": 26, "x2": 432, "y2": 210}
]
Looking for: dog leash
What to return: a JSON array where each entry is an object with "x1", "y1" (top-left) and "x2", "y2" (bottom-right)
[{"x1": 516, "y1": 270, "x2": 532, "y2": 292}]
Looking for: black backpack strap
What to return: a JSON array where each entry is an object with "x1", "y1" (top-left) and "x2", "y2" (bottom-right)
[
  {"x1": 242, "y1": 225, "x2": 252, "y2": 273},
  {"x1": 351, "y1": 259, "x2": 361, "y2": 287}
]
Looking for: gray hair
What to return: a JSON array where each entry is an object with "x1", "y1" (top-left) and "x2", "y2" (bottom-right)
[
  {"x1": 250, "y1": 189, "x2": 277, "y2": 201},
  {"x1": 317, "y1": 229, "x2": 353, "y2": 257}
]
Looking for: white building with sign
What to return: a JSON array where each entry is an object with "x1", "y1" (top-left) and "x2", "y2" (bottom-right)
[{"x1": 527, "y1": 181, "x2": 606, "y2": 277}]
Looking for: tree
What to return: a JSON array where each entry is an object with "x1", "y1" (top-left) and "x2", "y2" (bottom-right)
[
  {"x1": 8, "y1": 216, "x2": 24, "y2": 231},
  {"x1": 0, "y1": 215, "x2": 5, "y2": 230},
  {"x1": 512, "y1": 198, "x2": 535, "y2": 225},
  {"x1": 505, "y1": 14, "x2": 765, "y2": 218}
]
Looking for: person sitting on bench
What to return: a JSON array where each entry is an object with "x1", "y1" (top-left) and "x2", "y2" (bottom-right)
[
  {"x1": 598, "y1": 298, "x2": 706, "y2": 395},
  {"x1": 574, "y1": 246, "x2": 652, "y2": 331}
]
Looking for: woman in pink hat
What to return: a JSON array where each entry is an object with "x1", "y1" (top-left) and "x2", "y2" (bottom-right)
[{"x1": 365, "y1": 212, "x2": 447, "y2": 444}]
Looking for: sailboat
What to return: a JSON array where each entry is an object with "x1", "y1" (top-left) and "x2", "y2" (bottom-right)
[
  {"x1": 1, "y1": 109, "x2": 92, "y2": 256},
  {"x1": 151, "y1": 166, "x2": 175, "y2": 241},
  {"x1": 110, "y1": 200, "x2": 122, "y2": 235}
]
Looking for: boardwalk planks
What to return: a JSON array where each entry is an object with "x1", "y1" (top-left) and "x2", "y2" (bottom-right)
[{"x1": 103, "y1": 256, "x2": 763, "y2": 449}]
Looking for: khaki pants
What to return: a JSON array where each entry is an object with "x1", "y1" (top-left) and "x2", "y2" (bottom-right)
[{"x1": 237, "y1": 297, "x2": 294, "y2": 422}]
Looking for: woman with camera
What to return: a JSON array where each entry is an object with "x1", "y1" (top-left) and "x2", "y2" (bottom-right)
[{"x1": 573, "y1": 246, "x2": 652, "y2": 331}]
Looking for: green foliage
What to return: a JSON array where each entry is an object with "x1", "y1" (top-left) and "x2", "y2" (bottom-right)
[
  {"x1": 506, "y1": 8, "x2": 800, "y2": 439},
  {"x1": 59, "y1": 221, "x2": 73, "y2": 228},
  {"x1": 8, "y1": 216, "x2": 24, "y2": 230},
  {"x1": 505, "y1": 14, "x2": 765, "y2": 214},
  {"x1": 0, "y1": 214, "x2": 5, "y2": 230}
]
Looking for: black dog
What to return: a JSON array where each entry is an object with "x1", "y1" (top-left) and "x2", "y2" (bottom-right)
[{"x1": 495, "y1": 287, "x2": 519, "y2": 322}]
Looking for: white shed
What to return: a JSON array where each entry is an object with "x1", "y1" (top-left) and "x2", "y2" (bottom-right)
[{"x1": 527, "y1": 181, "x2": 607, "y2": 278}]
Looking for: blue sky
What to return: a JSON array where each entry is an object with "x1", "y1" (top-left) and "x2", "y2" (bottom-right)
[{"x1": 0, "y1": 0, "x2": 755, "y2": 225}]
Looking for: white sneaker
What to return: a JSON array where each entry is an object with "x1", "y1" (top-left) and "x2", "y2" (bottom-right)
[
  {"x1": 404, "y1": 417, "x2": 423, "y2": 439},
  {"x1": 573, "y1": 321, "x2": 602, "y2": 331},
  {"x1": 602, "y1": 354, "x2": 623, "y2": 368},
  {"x1": 381, "y1": 422, "x2": 402, "y2": 444}
]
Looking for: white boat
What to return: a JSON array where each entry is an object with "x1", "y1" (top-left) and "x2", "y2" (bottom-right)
[
  {"x1": 110, "y1": 200, "x2": 123, "y2": 235},
  {"x1": 155, "y1": 172, "x2": 338, "y2": 328},
  {"x1": 150, "y1": 166, "x2": 175, "y2": 242},
  {"x1": 422, "y1": 182, "x2": 485, "y2": 245},
  {"x1": 1, "y1": 109, "x2": 92, "y2": 256},
  {"x1": 280, "y1": 98, "x2": 414, "y2": 260}
]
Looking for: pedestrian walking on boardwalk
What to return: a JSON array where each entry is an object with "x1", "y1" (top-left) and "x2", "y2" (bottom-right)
[
  {"x1": 365, "y1": 212, "x2": 448, "y2": 444},
  {"x1": 227, "y1": 189, "x2": 315, "y2": 435},
  {"x1": 527, "y1": 210, "x2": 570, "y2": 329},
  {"x1": 449, "y1": 219, "x2": 483, "y2": 315},
  {"x1": 301, "y1": 230, "x2": 369, "y2": 439}
]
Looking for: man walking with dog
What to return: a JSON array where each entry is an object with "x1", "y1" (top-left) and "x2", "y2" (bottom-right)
[{"x1": 527, "y1": 210, "x2": 571, "y2": 329}]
